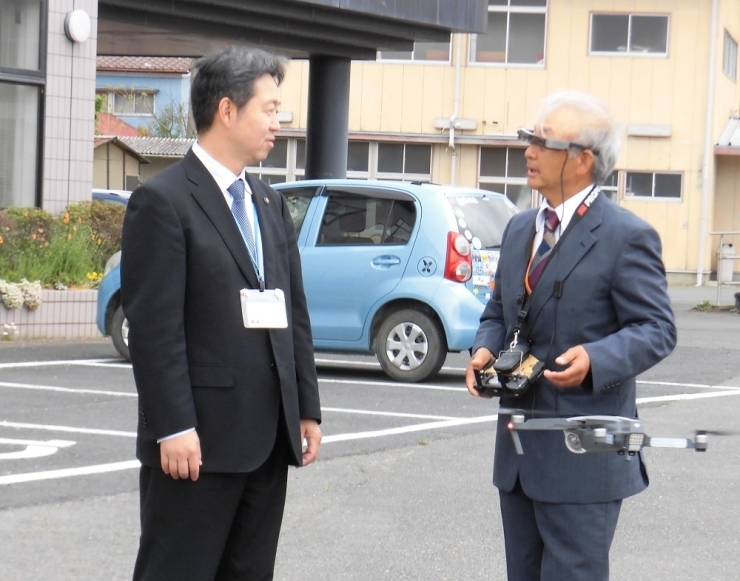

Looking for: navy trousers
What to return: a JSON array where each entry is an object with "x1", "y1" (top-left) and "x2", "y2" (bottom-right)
[{"x1": 499, "y1": 480, "x2": 622, "y2": 581}]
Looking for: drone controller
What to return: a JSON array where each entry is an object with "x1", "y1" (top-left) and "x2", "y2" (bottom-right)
[{"x1": 474, "y1": 345, "x2": 545, "y2": 398}]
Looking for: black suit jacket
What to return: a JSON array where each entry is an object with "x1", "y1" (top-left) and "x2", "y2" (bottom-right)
[{"x1": 121, "y1": 149, "x2": 321, "y2": 472}]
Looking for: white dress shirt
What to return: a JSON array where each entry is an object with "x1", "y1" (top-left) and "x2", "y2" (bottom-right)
[{"x1": 531, "y1": 184, "x2": 598, "y2": 259}]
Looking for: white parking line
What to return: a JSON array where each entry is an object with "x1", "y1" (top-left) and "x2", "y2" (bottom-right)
[
  {"x1": 0, "y1": 421, "x2": 137, "y2": 437},
  {"x1": 322, "y1": 415, "x2": 499, "y2": 443},
  {"x1": 319, "y1": 378, "x2": 467, "y2": 391},
  {"x1": 0, "y1": 460, "x2": 141, "y2": 485},
  {"x1": 322, "y1": 407, "x2": 459, "y2": 420},
  {"x1": 0, "y1": 382, "x2": 136, "y2": 397},
  {"x1": 0, "y1": 358, "x2": 121, "y2": 369}
]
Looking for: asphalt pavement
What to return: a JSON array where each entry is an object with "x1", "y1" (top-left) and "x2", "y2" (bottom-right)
[{"x1": 0, "y1": 284, "x2": 737, "y2": 581}]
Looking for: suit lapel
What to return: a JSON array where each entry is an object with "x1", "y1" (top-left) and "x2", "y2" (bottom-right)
[
  {"x1": 184, "y1": 150, "x2": 260, "y2": 289},
  {"x1": 525, "y1": 194, "x2": 603, "y2": 326}
]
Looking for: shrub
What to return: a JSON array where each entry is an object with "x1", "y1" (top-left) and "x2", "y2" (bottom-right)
[{"x1": 0, "y1": 201, "x2": 125, "y2": 288}]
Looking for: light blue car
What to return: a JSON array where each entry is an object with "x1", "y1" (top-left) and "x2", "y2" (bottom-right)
[{"x1": 97, "y1": 179, "x2": 517, "y2": 382}]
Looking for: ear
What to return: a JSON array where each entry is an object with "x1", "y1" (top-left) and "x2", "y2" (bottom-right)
[
  {"x1": 216, "y1": 97, "x2": 236, "y2": 129},
  {"x1": 576, "y1": 150, "x2": 596, "y2": 178}
]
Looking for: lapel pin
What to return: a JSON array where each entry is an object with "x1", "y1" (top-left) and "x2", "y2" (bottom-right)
[{"x1": 263, "y1": 197, "x2": 270, "y2": 205}]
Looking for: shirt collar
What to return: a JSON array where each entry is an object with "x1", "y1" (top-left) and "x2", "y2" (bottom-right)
[
  {"x1": 191, "y1": 141, "x2": 250, "y2": 195},
  {"x1": 535, "y1": 184, "x2": 597, "y2": 233}
]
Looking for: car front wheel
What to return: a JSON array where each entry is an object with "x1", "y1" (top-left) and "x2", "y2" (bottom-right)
[
  {"x1": 111, "y1": 305, "x2": 131, "y2": 361},
  {"x1": 375, "y1": 309, "x2": 446, "y2": 382}
]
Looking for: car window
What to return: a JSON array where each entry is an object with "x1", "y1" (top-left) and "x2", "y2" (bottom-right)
[
  {"x1": 446, "y1": 195, "x2": 517, "y2": 250},
  {"x1": 317, "y1": 194, "x2": 416, "y2": 246},
  {"x1": 280, "y1": 187, "x2": 319, "y2": 235}
]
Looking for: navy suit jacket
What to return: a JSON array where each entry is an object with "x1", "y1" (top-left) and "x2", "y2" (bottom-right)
[
  {"x1": 121, "y1": 149, "x2": 321, "y2": 473},
  {"x1": 473, "y1": 192, "x2": 676, "y2": 504}
]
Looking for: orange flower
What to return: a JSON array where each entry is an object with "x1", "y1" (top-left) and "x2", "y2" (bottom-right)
[
  {"x1": 38, "y1": 228, "x2": 44, "y2": 233},
  {"x1": 67, "y1": 233, "x2": 72, "y2": 240},
  {"x1": 0, "y1": 235, "x2": 3, "y2": 244},
  {"x1": 63, "y1": 213, "x2": 70, "y2": 224},
  {"x1": 31, "y1": 233, "x2": 36, "y2": 240}
]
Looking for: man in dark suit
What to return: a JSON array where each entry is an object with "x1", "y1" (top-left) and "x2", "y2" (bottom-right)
[
  {"x1": 465, "y1": 92, "x2": 676, "y2": 581},
  {"x1": 121, "y1": 47, "x2": 322, "y2": 581}
]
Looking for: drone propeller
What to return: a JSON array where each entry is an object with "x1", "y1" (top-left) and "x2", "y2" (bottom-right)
[{"x1": 694, "y1": 429, "x2": 740, "y2": 437}]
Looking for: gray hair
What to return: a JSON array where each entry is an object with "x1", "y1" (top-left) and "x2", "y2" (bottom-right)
[
  {"x1": 536, "y1": 91, "x2": 620, "y2": 184},
  {"x1": 191, "y1": 47, "x2": 287, "y2": 133}
]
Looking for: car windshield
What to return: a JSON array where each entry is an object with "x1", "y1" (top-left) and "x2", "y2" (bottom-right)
[{"x1": 446, "y1": 195, "x2": 517, "y2": 250}]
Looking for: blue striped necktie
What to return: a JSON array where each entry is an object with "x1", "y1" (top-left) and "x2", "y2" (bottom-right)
[
  {"x1": 227, "y1": 179, "x2": 260, "y2": 278},
  {"x1": 528, "y1": 209, "x2": 560, "y2": 289}
]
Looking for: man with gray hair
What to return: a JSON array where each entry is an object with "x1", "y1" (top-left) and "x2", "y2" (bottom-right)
[
  {"x1": 466, "y1": 91, "x2": 676, "y2": 580},
  {"x1": 122, "y1": 46, "x2": 321, "y2": 580}
]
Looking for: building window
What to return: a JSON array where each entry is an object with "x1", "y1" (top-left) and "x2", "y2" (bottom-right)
[
  {"x1": 470, "y1": 0, "x2": 547, "y2": 66},
  {"x1": 0, "y1": 0, "x2": 43, "y2": 72},
  {"x1": 600, "y1": 171, "x2": 619, "y2": 201},
  {"x1": 248, "y1": 138, "x2": 289, "y2": 184},
  {"x1": 590, "y1": 13, "x2": 669, "y2": 56},
  {"x1": 98, "y1": 90, "x2": 156, "y2": 116},
  {"x1": 478, "y1": 146, "x2": 533, "y2": 210},
  {"x1": 255, "y1": 139, "x2": 432, "y2": 183},
  {"x1": 724, "y1": 30, "x2": 738, "y2": 82},
  {"x1": 625, "y1": 171, "x2": 681, "y2": 200},
  {"x1": 377, "y1": 143, "x2": 431, "y2": 179},
  {"x1": 378, "y1": 39, "x2": 451, "y2": 62},
  {"x1": 0, "y1": 82, "x2": 39, "y2": 208}
]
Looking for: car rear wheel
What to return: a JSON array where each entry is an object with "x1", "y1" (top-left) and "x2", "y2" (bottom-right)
[
  {"x1": 375, "y1": 309, "x2": 446, "y2": 382},
  {"x1": 111, "y1": 305, "x2": 131, "y2": 361}
]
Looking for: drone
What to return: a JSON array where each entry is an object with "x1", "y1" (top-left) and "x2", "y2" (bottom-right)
[{"x1": 504, "y1": 413, "x2": 708, "y2": 460}]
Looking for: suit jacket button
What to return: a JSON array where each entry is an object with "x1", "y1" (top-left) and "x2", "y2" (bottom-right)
[{"x1": 270, "y1": 361, "x2": 277, "y2": 371}]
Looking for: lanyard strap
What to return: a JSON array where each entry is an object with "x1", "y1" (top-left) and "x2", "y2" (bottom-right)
[{"x1": 510, "y1": 186, "x2": 601, "y2": 349}]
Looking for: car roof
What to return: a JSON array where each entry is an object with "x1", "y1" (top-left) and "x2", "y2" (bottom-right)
[
  {"x1": 92, "y1": 189, "x2": 132, "y2": 204},
  {"x1": 272, "y1": 179, "x2": 507, "y2": 199}
]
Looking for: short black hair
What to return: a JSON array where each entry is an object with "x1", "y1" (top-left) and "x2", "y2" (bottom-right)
[{"x1": 190, "y1": 47, "x2": 287, "y2": 134}]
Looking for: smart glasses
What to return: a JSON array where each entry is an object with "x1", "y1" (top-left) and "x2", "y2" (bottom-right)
[{"x1": 517, "y1": 128, "x2": 600, "y2": 156}]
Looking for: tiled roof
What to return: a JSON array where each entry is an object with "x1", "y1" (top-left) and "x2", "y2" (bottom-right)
[
  {"x1": 96, "y1": 56, "x2": 194, "y2": 74},
  {"x1": 119, "y1": 136, "x2": 195, "y2": 158},
  {"x1": 95, "y1": 112, "x2": 139, "y2": 137}
]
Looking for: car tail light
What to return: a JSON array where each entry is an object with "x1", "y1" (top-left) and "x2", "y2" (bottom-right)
[{"x1": 444, "y1": 231, "x2": 472, "y2": 283}]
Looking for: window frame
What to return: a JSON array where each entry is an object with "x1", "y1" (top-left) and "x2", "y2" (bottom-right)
[
  {"x1": 624, "y1": 170, "x2": 683, "y2": 201},
  {"x1": 103, "y1": 89, "x2": 157, "y2": 117},
  {"x1": 477, "y1": 145, "x2": 536, "y2": 209},
  {"x1": 588, "y1": 12, "x2": 670, "y2": 58},
  {"x1": 723, "y1": 29, "x2": 738, "y2": 83},
  {"x1": 468, "y1": 1, "x2": 548, "y2": 68},
  {"x1": 377, "y1": 38, "x2": 452, "y2": 64}
]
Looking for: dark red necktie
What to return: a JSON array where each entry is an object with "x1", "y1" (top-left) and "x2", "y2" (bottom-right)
[{"x1": 528, "y1": 209, "x2": 560, "y2": 290}]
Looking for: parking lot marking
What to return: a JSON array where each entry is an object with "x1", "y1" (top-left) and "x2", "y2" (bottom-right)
[
  {"x1": 0, "y1": 381, "x2": 135, "y2": 397},
  {"x1": 319, "y1": 378, "x2": 467, "y2": 392},
  {"x1": 637, "y1": 390, "x2": 740, "y2": 404},
  {"x1": 0, "y1": 438, "x2": 76, "y2": 460},
  {"x1": 323, "y1": 414, "x2": 500, "y2": 443},
  {"x1": 0, "y1": 420, "x2": 136, "y2": 438},
  {"x1": 322, "y1": 407, "x2": 459, "y2": 420},
  {"x1": 0, "y1": 460, "x2": 141, "y2": 485},
  {"x1": 0, "y1": 358, "x2": 120, "y2": 369}
]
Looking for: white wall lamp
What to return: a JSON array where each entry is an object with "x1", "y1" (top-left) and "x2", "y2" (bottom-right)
[{"x1": 64, "y1": 10, "x2": 91, "y2": 43}]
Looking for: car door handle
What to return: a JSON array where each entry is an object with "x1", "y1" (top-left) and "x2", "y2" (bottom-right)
[{"x1": 371, "y1": 255, "x2": 402, "y2": 269}]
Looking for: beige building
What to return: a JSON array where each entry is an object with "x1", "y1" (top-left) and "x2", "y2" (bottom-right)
[{"x1": 258, "y1": 0, "x2": 740, "y2": 285}]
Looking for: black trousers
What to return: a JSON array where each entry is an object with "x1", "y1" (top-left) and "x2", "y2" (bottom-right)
[
  {"x1": 133, "y1": 425, "x2": 290, "y2": 581},
  {"x1": 498, "y1": 479, "x2": 622, "y2": 581}
]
